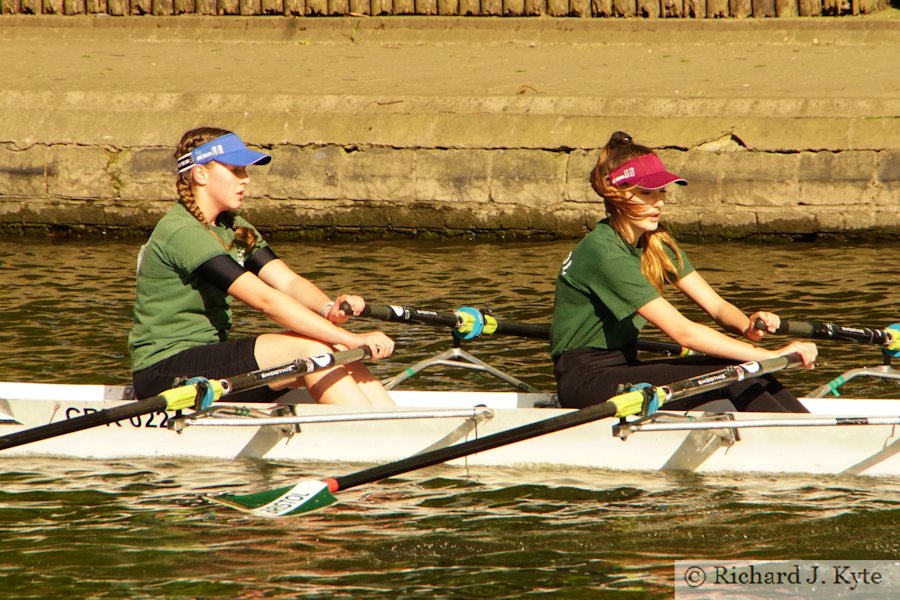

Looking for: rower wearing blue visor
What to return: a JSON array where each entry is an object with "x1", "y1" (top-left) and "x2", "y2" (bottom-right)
[{"x1": 129, "y1": 127, "x2": 395, "y2": 406}]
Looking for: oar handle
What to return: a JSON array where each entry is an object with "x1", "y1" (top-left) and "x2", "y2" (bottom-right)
[
  {"x1": 354, "y1": 303, "x2": 690, "y2": 356},
  {"x1": 754, "y1": 318, "x2": 895, "y2": 348},
  {"x1": 225, "y1": 347, "x2": 370, "y2": 393},
  {"x1": 359, "y1": 303, "x2": 459, "y2": 328}
]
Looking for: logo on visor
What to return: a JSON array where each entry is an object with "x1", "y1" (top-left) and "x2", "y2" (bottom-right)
[
  {"x1": 194, "y1": 144, "x2": 225, "y2": 163},
  {"x1": 610, "y1": 167, "x2": 636, "y2": 185}
]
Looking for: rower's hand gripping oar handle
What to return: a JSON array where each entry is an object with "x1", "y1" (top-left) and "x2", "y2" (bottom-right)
[{"x1": 754, "y1": 318, "x2": 900, "y2": 356}]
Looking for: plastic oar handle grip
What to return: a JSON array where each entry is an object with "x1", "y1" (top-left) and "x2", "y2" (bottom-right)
[
  {"x1": 491, "y1": 319, "x2": 550, "y2": 340},
  {"x1": 753, "y1": 318, "x2": 814, "y2": 336},
  {"x1": 357, "y1": 303, "x2": 383, "y2": 319},
  {"x1": 356, "y1": 303, "x2": 460, "y2": 328}
]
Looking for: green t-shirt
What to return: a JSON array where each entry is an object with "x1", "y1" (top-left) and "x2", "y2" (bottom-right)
[
  {"x1": 550, "y1": 220, "x2": 694, "y2": 358},
  {"x1": 128, "y1": 203, "x2": 267, "y2": 372}
]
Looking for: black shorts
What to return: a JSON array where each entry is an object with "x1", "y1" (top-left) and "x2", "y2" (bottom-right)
[
  {"x1": 133, "y1": 338, "x2": 289, "y2": 404},
  {"x1": 553, "y1": 346, "x2": 808, "y2": 413}
]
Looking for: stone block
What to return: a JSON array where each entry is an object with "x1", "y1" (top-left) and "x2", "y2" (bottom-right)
[
  {"x1": 105, "y1": 201, "x2": 172, "y2": 228},
  {"x1": 756, "y1": 207, "x2": 817, "y2": 234},
  {"x1": 385, "y1": 204, "x2": 448, "y2": 230},
  {"x1": 340, "y1": 147, "x2": 415, "y2": 202},
  {"x1": 0, "y1": 199, "x2": 24, "y2": 222},
  {"x1": 22, "y1": 199, "x2": 107, "y2": 226},
  {"x1": 797, "y1": 151, "x2": 876, "y2": 206},
  {"x1": 871, "y1": 207, "x2": 900, "y2": 232},
  {"x1": 876, "y1": 150, "x2": 900, "y2": 183},
  {"x1": 714, "y1": 151, "x2": 800, "y2": 207},
  {"x1": 482, "y1": 0, "x2": 502, "y2": 13},
  {"x1": 414, "y1": 149, "x2": 491, "y2": 204},
  {"x1": 0, "y1": 145, "x2": 48, "y2": 198},
  {"x1": 699, "y1": 209, "x2": 760, "y2": 237},
  {"x1": 565, "y1": 150, "x2": 597, "y2": 203},
  {"x1": 875, "y1": 150, "x2": 900, "y2": 204},
  {"x1": 266, "y1": 146, "x2": 342, "y2": 201},
  {"x1": 113, "y1": 148, "x2": 175, "y2": 202},
  {"x1": 662, "y1": 206, "x2": 703, "y2": 236},
  {"x1": 852, "y1": 116, "x2": 900, "y2": 151},
  {"x1": 490, "y1": 150, "x2": 566, "y2": 208},
  {"x1": 813, "y1": 207, "x2": 848, "y2": 232},
  {"x1": 47, "y1": 146, "x2": 116, "y2": 200}
]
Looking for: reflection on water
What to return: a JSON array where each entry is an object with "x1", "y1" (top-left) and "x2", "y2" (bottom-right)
[
  {"x1": 1, "y1": 238, "x2": 899, "y2": 597},
  {"x1": 1, "y1": 456, "x2": 898, "y2": 598},
  {"x1": 0, "y1": 238, "x2": 897, "y2": 397}
]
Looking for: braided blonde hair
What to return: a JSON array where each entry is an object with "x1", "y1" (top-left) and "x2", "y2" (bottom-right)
[
  {"x1": 174, "y1": 127, "x2": 257, "y2": 252},
  {"x1": 590, "y1": 131, "x2": 684, "y2": 293}
]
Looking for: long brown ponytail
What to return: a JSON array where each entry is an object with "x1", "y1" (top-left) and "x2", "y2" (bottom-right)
[
  {"x1": 174, "y1": 127, "x2": 257, "y2": 252},
  {"x1": 590, "y1": 131, "x2": 683, "y2": 293}
]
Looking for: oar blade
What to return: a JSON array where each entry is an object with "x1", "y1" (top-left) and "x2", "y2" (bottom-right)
[{"x1": 208, "y1": 480, "x2": 337, "y2": 518}]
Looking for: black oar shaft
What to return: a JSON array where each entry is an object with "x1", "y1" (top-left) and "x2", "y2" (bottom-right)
[
  {"x1": 331, "y1": 401, "x2": 618, "y2": 492},
  {"x1": 0, "y1": 397, "x2": 168, "y2": 450},
  {"x1": 756, "y1": 318, "x2": 892, "y2": 346},
  {"x1": 330, "y1": 353, "x2": 802, "y2": 493},
  {"x1": 358, "y1": 303, "x2": 688, "y2": 355},
  {"x1": 362, "y1": 304, "x2": 459, "y2": 329},
  {"x1": 663, "y1": 354, "x2": 801, "y2": 399}
]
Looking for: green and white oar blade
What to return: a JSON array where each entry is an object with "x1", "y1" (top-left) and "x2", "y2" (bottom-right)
[{"x1": 209, "y1": 480, "x2": 337, "y2": 517}]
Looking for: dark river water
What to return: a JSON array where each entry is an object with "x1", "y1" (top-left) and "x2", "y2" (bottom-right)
[{"x1": 0, "y1": 238, "x2": 898, "y2": 597}]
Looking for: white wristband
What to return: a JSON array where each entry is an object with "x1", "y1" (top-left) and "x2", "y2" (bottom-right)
[{"x1": 320, "y1": 301, "x2": 335, "y2": 318}]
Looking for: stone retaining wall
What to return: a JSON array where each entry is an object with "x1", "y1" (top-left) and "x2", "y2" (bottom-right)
[
  {"x1": 0, "y1": 0, "x2": 890, "y2": 17},
  {"x1": 2, "y1": 135, "x2": 897, "y2": 240},
  {"x1": 1, "y1": 16, "x2": 897, "y2": 240}
]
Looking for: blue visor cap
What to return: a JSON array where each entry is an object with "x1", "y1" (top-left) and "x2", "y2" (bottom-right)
[{"x1": 177, "y1": 133, "x2": 272, "y2": 173}]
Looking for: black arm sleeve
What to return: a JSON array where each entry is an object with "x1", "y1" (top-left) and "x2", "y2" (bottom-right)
[
  {"x1": 194, "y1": 254, "x2": 246, "y2": 293},
  {"x1": 245, "y1": 246, "x2": 278, "y2": 276}
]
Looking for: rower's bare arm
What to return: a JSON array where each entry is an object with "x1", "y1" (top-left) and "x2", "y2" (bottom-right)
[
  {"x1": 228, "y1": 272, "x2": 354, "y2": 347},
  {"x1": 256, "y1": 259, "x2": 331, "y2": 313},
  {"x1": 675, "y1": 272, "x2": 752, "y2": 336},
  {"x1": 639, "y1": 297, "x2": 817, "y2": 367}
]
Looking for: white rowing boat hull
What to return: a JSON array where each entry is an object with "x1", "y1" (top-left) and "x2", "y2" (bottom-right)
[{"x1": 1, "y1": 383, "x2": 899, "y2": 477}]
